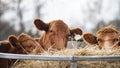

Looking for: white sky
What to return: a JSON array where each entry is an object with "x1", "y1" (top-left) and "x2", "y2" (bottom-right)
[
  {"x1": 41, "y1": 0, "x2": 119, "y2": 31},
  {"x1": 1, "y1": 0, "x2": 120, "y2": 33}
]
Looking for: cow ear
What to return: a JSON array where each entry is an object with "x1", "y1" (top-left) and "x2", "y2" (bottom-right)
[
  {"x1": 34, "y1": 19, "x2": 49, "y2": 32},
  {"x1": 118, "y1": 42, "x2": 120, "y2": 46},
  {"x1": 8, "y1": 35, "x2": 19, "y2": 47},
  {"x1": 83, "y1": 33, "x2": 98, "y2": 45},
  {"x1": 118, "y1": 37, "x2": 120, "y2": 46},
  {"x1": 70, "y1": 28, "x2": 83, "y2": 36},
  {"x1": 0, "y1": 41, "x2": 11, "y2": 52}
]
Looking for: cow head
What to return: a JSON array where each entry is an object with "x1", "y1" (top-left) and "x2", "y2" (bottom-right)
[
  {"x1": 0, "y1": 33, "x2": 44, "y2": 68},
  {"x1": 9, "y1": 33, "x2": 44, "y2": 54},
  {"x1": 0, "y1": 36, "x2": 18, "y2": 68},
  {"x1": 34, "y1": 19, "x2": 83, "y2": 50},
  {"x1": 83, "y1": 25, "x2": 120, "y2": 49},
  {"x1": 8, "y1": 35, "x2": 26, "y2": 54},
  {"x1": 18, "y1": 33, "x2": 44, "y2": 53},
  {"x1": 0, "y1": 40, "x2": 15, "y2": 53}
]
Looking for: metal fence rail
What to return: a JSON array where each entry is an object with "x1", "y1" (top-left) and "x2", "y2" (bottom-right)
[{"x1": 0, "y1": 53, "x2": 120, "y2": 68}]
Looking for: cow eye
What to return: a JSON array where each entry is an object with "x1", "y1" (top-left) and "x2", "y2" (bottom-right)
[
  {"x1": 113, "y1": 39, "x2": 119, "y2": 42},
  {"x1": 49, "y1": 30, "x2": 53, "y2": 32},
  {"x1": 97, "y1": 39, "x2": 102, "y2": 42}
]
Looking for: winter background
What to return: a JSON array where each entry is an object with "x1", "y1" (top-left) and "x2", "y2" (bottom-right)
[{"x1": 0, "y1": 0, "x2": 120, "y2": 40}]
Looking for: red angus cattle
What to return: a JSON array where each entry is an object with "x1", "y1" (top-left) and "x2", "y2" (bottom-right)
[
  {"x1": 0, "y1": 40, "x2": 15, "y2": 68},
  {"x1": 8, "y1": 33, "x2": 44, "y2": 54},
  {"x1": 17, "y1": 33, "x2": 44, "y2": 53},
  {"x1": 0, "y1": 33, "x2": 44, "y2": 68},
  {"x1": 83, "y1": 25, "x2": 120, "y2": 49},
  {"x1": 34, "y1": 19, "x2": 83, "y2": 50},
  {"x1": 0, "y1": 41, "x2": 15, "y2": 53},
  {"x1": 0, "y1": 39, "x2": 18, "y2": 68}
]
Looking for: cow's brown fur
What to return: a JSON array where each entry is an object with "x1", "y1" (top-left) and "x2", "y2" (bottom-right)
[
  {"x1": 34, "y1": 19, "x2": 83, "y2": 50},
  {"x1": 0, "y1": 33, "x2": 44, "y2": 68},
  {"x1": 17, "y1": 33, "x2": 44, "y2": 53},
  {"x1": 0, "y1": 40, "x2": 15, "y2": 68},
  {"x1": 0, "y1": 41, "x2": 15, "y2": 53},
  {"x1": 83, "y1": 25, "x2": 120, "y2": 49}
]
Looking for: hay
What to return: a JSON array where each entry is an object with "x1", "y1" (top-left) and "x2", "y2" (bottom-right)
[{"x1": 14, "y1": 45, "x2": 120, "y2": 68}]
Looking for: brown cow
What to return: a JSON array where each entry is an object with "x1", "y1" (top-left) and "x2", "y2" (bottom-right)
[
  {"x1": 0, "y1": 41, "x2": 15, "y2": 53},
  {"x1": 34, "y1": 19, "x2": 83, "y2": 50},
  {"x1": 83, "y1": 25, "x2": 120, "y2": 49},
  {"x1": 0, "y1": 38, "x2": 18, "y2": 68},
  {"x1": 16, "y1": 33, "x2": 44, "y2": 54},
  {"x1": 0, "y1": 33, "x2": 44, "y2": 68},
  {"x1": 8, "y1": 33, "x2": 44, "y2": 54},
  {"x1": 0, "y1": 40, "x2": 16, "y2": 68}
]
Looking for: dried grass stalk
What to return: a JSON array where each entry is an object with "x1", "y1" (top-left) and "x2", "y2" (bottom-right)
[{"x1": 14, "y1": 45, "x2": 120, "y2": 68}]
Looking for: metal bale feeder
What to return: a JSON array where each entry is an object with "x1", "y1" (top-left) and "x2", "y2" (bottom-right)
[
  {"x1": 0, "y1": 39, "x2": 120, "y2": 68},
  {"x1": 0, "y1": 53, "x2": 120, "y2": 68}
]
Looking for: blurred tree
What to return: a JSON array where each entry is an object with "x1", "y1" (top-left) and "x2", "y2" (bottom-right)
[
  {"x1": 92, "y1": 20, "x2": 120, "y2": 33},
  {"x1": 0, "y1": 0, "x2": 45, "y2": 40},
  {"x1": 0, "y1": 0, "x2": 9, "y2": 20},
  {"x1": 0, "y1": 1, "x2": 18, "y2": 40},
  {"x1": 14, "y1": 0, "x2": 25, "y2": 33},
  {"x1": 92, "y1": 21, "x2": 106, "y2": 34},
  {"x1": 115, "y1": 0, "x2": 120, "y2": 19},
  {"x1": 85, "y1": 0, "x2": 103, "y2": 25},
  {"x1": 34, "y1": 0, "x2": 42, "y2": 18},
  {"x1": 119, "y1": 0, "x2": 120, "y2": 19},
  {"x1": 0, "y1": 21, "x2": 18, "y2": 40},
  {"x1": 0, "y1": 1, "x2": 4, "y2": 17},
  {"x1": 109, "y1": 19, "x2": 120, "y2": 30},
  {"x1": 34, "y1": 0, "x2": 46, "y2": 17}
]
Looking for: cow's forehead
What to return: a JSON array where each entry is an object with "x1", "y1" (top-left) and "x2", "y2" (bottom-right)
[
  {"x1": 48, "y1": 20, "x2": 70, "y2": 32},
  {"x1": 97, "y1": 25, "x2": 119, "y2": 34},
  {"x1": 97, "y1": 26, "x2": 119, "y2": 39},
  {"x1": 49, "y1": 20, "x2": 68, "y2": 27},
  {"x1": 18, "y1": 34, "x2": 33, "y2": 42},
  {"x1": 97, "y1": 32, "x2": 119, "y2": 40}
]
